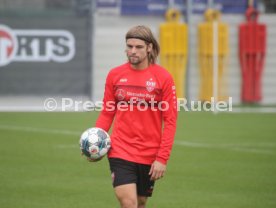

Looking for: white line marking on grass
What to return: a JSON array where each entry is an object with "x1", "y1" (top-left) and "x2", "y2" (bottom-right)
[
  {"x1": 229, "y1": 146, "x2": 275, "y2": 155},
  {"x1": 175, "y1": 141, "x2": 275, "y2": 155},
  {"x1": 56, "y1": 144, "x2": 78, "y2": 149},
  {"x1": 231, "y1": 107, "x2": 276, "y2": 113},
  {"x1": 1, "y1": 124, "x2": 275, "y2": 155},
  {"x1": 175, "y1": 141, "x2": 214, "y2": 148},
  {"x1": 0, "y1": 124, "x2": 80, "y2": 136}
]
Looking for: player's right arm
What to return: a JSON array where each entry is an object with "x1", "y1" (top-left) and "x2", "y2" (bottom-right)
[{"x1": 95, "y1": 71, "x2": 116, "y2": 132}]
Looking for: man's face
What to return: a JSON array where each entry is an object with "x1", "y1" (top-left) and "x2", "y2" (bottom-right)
[{"x1": 126, "y1": 38, "x2": 152, "y2": 67}]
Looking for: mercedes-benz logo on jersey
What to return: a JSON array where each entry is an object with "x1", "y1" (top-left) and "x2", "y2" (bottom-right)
[
  {"x1": 115, "y1": 88, "x2": 126, "y2": 101},
  {"x1": 146, "y1": 78, "x2": 156, "y2": 92},
  {"x1": 0, "y1": 25, "x2": 18, "y2": 67},
  {"x1": 0, "y1": 24, "x2": 75, "y2": 67}
]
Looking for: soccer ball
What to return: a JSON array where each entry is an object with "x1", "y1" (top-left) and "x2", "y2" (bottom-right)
[{"x1": 79, "y1": 127, "x2": 111, "y2": 160}]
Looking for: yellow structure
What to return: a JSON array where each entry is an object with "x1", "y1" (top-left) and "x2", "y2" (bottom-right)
[
  {"x1": 198, "y1": 9, "x2": 229, "y2": 101},
  {"x1": 160, "y1": 9, "x2": 188, "y2": 98}
]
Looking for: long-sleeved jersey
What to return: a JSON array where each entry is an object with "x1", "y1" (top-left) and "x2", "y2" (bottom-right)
[{"x1": 95, "y1": 62, "x2": 177, "y2": 165}]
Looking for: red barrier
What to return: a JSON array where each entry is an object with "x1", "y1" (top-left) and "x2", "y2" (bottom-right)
[{"x1": 239, "y1": 6, "x2": 266, "y2": 103}]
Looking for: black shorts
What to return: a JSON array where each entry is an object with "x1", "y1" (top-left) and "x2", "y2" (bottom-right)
[{"x1": 108, "y1": 158, "x2": 155, "y2": 197}]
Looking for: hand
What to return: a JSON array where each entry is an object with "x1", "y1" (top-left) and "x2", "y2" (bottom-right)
[
  {"x1": 81, "y1": 152, "x2": 103, "y2": 162},
  {"x1": 86, "y1": 156, "x2": 103, "y2": 162},
  {"x1": 149, "y1": 160, "x2": 166, "y2": 181}
]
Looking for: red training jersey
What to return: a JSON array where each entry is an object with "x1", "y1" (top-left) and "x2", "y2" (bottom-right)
[{"x1": 95, "y1": 62, "x2": 177, "y2": 165}]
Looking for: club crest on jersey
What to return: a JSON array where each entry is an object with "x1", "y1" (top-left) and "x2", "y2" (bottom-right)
[
  {"x1": 146, "y1": 79, "x2": 156, "y2": 92},
  {"x1": 115, "y1": 88, "x2": 126, "y2": 101}
]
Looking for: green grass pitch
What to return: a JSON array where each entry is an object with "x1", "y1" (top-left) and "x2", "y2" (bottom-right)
[{"x1": 0, "y1": 111, "x2": 276, "y2": 208}]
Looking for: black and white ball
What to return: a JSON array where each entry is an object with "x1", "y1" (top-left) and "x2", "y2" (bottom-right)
[{"x1": 80, "y1": 127, "x2": 111, "y2": 160}]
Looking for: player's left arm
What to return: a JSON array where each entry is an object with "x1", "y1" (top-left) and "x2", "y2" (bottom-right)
[
  {"x1": 150, "y1": 75, "x2": 177, "y2": 180},
  {"x1": 156, "y1": 75, "x2": 177, "y2": 165}
]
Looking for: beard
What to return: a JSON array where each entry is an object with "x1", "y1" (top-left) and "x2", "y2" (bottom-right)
[
  {"x1": 128, "y1": 56, "x2": 140, "y2": 65},
  {"x1": 128, "y1": 55, "x2": 147, "y2": 65}
]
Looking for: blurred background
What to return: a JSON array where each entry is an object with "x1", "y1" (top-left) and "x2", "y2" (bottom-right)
[{"x1": 0, "y1": 0, "x2": 276, "y2": 111}]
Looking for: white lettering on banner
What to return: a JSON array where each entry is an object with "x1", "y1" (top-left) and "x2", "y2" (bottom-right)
[{"x1": 0, "y1": 24, "x2": 75, "y2": 67}]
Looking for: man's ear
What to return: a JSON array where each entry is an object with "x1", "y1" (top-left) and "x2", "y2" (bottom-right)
[{"x1": 147, "y1": 43, "x2": 153, "y2": 52}]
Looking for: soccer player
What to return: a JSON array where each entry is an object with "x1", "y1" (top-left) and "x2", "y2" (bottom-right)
[{"x1": 95, "y1": 25, "x2": 177, "y2": 208}]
